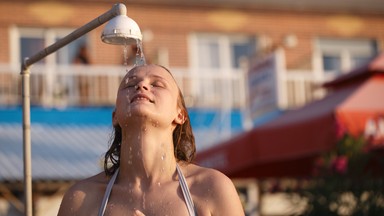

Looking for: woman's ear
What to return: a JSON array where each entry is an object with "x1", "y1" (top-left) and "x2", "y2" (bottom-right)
[
  {"x1": 174, "y1": 109, "x2": 186, "y2": 125},
  {"x1": 112, "y1": 110, "x2": 118, "y2": 126}
]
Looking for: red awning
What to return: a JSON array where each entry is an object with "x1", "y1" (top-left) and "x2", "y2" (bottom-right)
[
  {"x1": 336, "y1": 75, "x2": 384, "y2": 136},
  {"x1": 195, "y1": 54, "x2": 384, "y2": 178}
]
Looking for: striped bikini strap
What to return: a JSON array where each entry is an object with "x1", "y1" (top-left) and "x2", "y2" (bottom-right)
[
  {"x1": 176, "y1": 164, "x2": 196, "y2": 216},
  {"x1": 98, "y1": 168, "x2": 119, "y2": 216}
]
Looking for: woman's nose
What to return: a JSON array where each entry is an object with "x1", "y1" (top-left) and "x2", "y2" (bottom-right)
[{"x1": 135, "y1": 81, "x2": 149, "y2": 91}]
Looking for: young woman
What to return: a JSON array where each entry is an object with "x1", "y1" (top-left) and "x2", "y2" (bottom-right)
[{"x1": 58, "y1": 64, "x2": 244, "y2": 216}]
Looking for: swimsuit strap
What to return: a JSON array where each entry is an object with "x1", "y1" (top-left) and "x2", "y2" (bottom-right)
[
  {"x1": 98, "y1": 168, "x2": 119, "y2": 216},
  {"x1": 176, "y1": 164, "x2": 196, "y2": 216},
  {"x1": 98, "y1": 165, "x2": 196, "y2": 216}
]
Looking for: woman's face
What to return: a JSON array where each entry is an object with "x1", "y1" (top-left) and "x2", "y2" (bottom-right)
[{"x1": 114, "y1": 65, "x2": 183, "y2": 128}]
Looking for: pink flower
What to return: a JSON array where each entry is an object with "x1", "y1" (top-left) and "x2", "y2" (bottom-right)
[
  {"x1": 331, "y1": 156, "x2": 348, "y2": 174},
  {"x1": 335, "y1": 119, "x2": 347, "y2": 139}
]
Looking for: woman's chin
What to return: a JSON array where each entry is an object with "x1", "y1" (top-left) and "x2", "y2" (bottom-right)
[{"x1": 125, "y1": 107, "x2": 154, "y2": 120}]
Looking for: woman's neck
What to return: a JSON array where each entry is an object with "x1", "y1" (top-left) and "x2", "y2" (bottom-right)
[{"x1": 118, "y1": 122, "x2": 177, "y2": 187}]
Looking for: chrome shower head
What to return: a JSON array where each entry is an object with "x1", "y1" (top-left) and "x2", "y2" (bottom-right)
[{"x1": 101, "y1": 4, "x2": 142, "y2": 45}]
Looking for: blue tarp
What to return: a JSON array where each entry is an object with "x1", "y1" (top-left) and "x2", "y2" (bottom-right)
[{"x1": 0, "y1": 106, "x2": 244, "y2": 130}]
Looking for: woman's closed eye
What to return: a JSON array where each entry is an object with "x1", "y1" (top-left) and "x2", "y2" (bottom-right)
[
  {"x1": 123, "y1": 82, "x2": 136, "y2": 89},
  {"x1": 151, "y1": 81, "x2": 166, "y2": 88},
  {"x1": 122, "y1": 77, "x2": 137, "y2": 89}
]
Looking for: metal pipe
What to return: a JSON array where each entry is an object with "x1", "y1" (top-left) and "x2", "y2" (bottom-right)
[
  {"x1": 20, "y1": 3, "x2": 129, "y2": 216},
  {"x1": 21, "y1": 65, "x2": 31, "y2": 216},
  {"x1": 22, "y1": 3, "x2": 126, "y2": 69}
]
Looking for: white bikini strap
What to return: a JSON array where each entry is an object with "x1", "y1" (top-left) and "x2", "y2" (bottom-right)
[
  {"x1": 176, "y1": 164, "x2": 196, "y2": 216},
  {"x1": 98, "y1": 168, "x2": 119, "y2": 216}
]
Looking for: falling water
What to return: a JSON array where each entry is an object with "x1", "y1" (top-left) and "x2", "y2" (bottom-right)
[
  {"x1": 122, "y1": 39, "x2": 146, "y2": 67},
  {"x1": 123, "y1": 44, "x2": 129, "y2": 67},
  {"x1": 135, "y1": 39, "x2": 146, "y2": 66},
  {"x1": 142, "y1": 193, "x2": 147, "y2": 210},
  {"x1": 128, "y1": 146, "x2": 133, "y2": 164}
]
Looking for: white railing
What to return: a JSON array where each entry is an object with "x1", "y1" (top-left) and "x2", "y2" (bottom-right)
[
  {"x1": 0, "y1": 64, "x2": 326, "y2": 110},
  {"x1": 283, "y1": 70, "x2": 326, "y2": 109}
]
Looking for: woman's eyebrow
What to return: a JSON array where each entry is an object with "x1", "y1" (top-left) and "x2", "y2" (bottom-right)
[
  {"x1": 126, "y1": 75, "x2": 137, "y2": 80},
  {"x1": 150, "y1": 74, "x2": 171, "y2": 84},
  {"x1": 123, "y1": 75, "x2": 142, "y2": 84},
  {"x1": 123, "y1": 73, "x2": 172, "y2": 86}
]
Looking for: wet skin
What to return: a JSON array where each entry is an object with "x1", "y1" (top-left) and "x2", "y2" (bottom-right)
[{"x1": 58, "y1": 65, "x2": 245, "y2": 216}]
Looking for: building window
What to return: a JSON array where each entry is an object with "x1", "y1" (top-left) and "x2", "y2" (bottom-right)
[
  {"x1": 316, "y1": 38, "x2": 378, "y2": 76},
  {"x1": 231, "y1": 40, "x2": 255, "y2": 68},
  {"x1": 188, "y1": 33, "x2": 256, "y2": 108},
  {"x1": 192, "y1": 33, "x2": 257, "y2": 71},
  {"x1": 197, "y1": 36, "x2": 220, "y2": 68},
  {"x1": 9, "y1": 27, "x2": 91, "y2": 106},
  {"x1": 15, "y1": 27, "x2": 88, "y2": 65},
  {"x1": 20, "y1": 37, "x2": 45, "y2": 64}
]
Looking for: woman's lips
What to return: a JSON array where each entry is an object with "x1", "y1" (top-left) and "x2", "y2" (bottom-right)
[{"x1": 130, "y1": 94, "x2": 154, "y2": 103}]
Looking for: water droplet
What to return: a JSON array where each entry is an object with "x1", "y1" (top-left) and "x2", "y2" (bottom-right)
[
  {"x1": 161, "y1": 154, "x2": 166, "y2": 160},
  {"x1": 142, "y1": 193, "x2": 147, "y2": 209},
  {"x1": 151, "y1": 121, "x2": 159, "y2": 127},
  {"x1": 157, "y1": 182, "x2": 161, "y2": 187},
  {"x1": 128, "y1": 146, "x2": 133, "y2": 164}
]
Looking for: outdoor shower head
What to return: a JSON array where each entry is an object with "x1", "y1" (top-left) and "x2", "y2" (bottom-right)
[{"x1": 101, "y1": 4, "x2": 142, "y2": 45}]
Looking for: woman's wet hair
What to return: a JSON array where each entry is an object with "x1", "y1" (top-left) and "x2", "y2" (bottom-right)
[{"x1": 104, "y1": 65, "x2": 196, "y2": 176}]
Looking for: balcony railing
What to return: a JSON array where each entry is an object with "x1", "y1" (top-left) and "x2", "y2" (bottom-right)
[{"x1": 0, "y1": 64, "x2": 326, "y2": 110}]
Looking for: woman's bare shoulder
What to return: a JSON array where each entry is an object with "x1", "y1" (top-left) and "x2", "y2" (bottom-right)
[
  {"x1": 58, "y1": 172, "x2": 109, "y2": 216},
  {"x1": 183, "y1": 163, "x2": 233, "y2": 187},
  {"x1": 183, "y1": 163, "x2": 245, "y2": 215},
  {"x1": 67, "y1": 172, "x2": 108, "y2": 194}
]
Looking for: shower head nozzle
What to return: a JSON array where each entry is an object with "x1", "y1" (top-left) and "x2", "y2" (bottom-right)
[{"x1": 101, "y1": 12, "x2": 142, "y2": 45}]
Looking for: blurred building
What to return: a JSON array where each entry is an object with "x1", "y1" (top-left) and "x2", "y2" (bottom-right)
[{"x1": 0, "y1": 0, "x2": 383, "y2": 215}]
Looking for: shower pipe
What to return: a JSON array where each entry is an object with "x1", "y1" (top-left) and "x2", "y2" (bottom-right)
[{"x1": 20, "y1": 3, "x2": 141, "y2": 215}]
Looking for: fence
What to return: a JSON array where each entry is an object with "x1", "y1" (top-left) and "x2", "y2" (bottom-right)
[{"x1": 0, "y1": 64, "x2": 325, "y2": 110}]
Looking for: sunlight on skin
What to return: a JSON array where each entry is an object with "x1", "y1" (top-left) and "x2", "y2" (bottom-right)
[{"x1": 134, "y1": 209, "x2": 146, "y2": 216}]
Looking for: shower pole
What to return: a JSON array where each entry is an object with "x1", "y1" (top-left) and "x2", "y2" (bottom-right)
[{"x1": 20, "y1": 3, "x2": 127, "y2": 216}]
